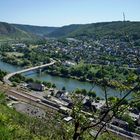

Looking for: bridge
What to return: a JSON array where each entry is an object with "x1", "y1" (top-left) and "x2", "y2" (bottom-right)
[{"x1": 3, "y1": 59, "x2": 56, "y2": 85}]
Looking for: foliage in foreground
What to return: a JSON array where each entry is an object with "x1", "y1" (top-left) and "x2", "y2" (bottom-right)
[{"x1": 0, "y1": 92, "x2": 122, "y2": 140}]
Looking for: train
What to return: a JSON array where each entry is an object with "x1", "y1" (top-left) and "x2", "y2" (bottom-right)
[
  {"x1": 41, "y1": 99, "x2": 60, "y2": 109},
  {"x1": 8, "y1": 95, "x2": 18, "y2": 101}
]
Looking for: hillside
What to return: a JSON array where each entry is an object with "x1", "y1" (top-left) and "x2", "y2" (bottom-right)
[
  {"x1": 0, "y1": 92, "x2": 60, "y2": 140},
  {"x1": 46, "y1": 24, "x2": 82, "y2": 38},
  {"x1": 0, "y1": 22, "x2": 38, "y2": 42},
  {"x1": 13, "y1": 24, "x2": 58, "y2": 36},
  {"x1": 48, "y1": 21, "x2": 140, "y2": 39},
  {"x1": 1, "y1": 21, "x2": 140, "y2": 41}
]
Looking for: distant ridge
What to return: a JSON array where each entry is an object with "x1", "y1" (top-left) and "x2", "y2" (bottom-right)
[
  {"x1": 0, "y1": 22, "x2": 39, "y2": 42},
  {"x1": 13, "y1": 24, "x2": 58, "y2": 37},
  {"x1": 0, "y1": 21, "x2": 140, "y2": 41},
  {"x1": 0, "y1": 22, "x2": 16, "y2": 35},
  {"x1": 47, "y1": 21, "x2": 140, "y2": 39},
  {"x1": 46, "y1": 24, "x2": 82, "y2": 38}
]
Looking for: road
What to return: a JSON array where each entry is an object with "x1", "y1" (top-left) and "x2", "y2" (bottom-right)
[{"x1": 3, "y1": 59, "x2": 56, "y2": 85}]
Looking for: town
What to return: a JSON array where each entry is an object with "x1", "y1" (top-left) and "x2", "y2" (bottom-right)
[
  {"x1": 0, "y1": 37, "x2": 140, "y2": 139},
  {"x1": 0, "y1": 0, "x2": 140, "y2": 139}
]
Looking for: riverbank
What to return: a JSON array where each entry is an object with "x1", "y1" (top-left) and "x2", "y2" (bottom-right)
[
  {"x1": 0, "y1": 60, "x2": 122, "y2": 98},
  {"x1": 45, "y1": 70, "x2": 132, "y2": 91},
  {"x1": 0, "y1": 58, "x2": 134, "y2": 91}
]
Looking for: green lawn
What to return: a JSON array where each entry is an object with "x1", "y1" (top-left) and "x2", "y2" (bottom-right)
[{"x1": 6, "y1": 52, "x2": 24, "y2": 57}]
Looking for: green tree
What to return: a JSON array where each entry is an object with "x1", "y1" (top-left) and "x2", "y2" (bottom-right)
[
  {"x1": 88, "y1": 91, "x2": 96, "y2": 98},
  {"x1": 0, "y1": 93, "x2": 6, "y2": 105}
]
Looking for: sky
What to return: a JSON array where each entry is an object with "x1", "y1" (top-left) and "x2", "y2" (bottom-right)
[{"x1": 0, "y1": 0, "x2": 139, "y2": 27}]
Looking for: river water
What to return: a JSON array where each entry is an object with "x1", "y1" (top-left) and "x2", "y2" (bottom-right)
[{"x1": 0, "y1": 60, "x2": 121, "y2": 98}]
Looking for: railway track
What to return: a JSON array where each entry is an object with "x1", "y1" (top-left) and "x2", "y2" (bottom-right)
[{"x1": 6, "y1": 89, "x2": 59, "y2": 112}]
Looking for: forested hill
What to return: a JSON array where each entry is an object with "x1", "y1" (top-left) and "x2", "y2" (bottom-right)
[
  {"x1": 13, "y1": 24, "x2": 58, "y2": 37},
  {"x1": 46, "y1": 24, "x2": 82, "y2": 38},
  {"x1": 47, "y1": 21, "x2": 140, "y2": 39},
  {"x1": 0, "y1": 22, "x2": 38, "y2": 41},
  {"x1": 1, "y1": 21, "x2": 140, "y2": 41}
]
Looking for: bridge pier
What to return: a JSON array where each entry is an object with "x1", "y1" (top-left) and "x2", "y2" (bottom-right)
[{"x1": 37, "y1": 68, "x2": 42, "y2": 75}]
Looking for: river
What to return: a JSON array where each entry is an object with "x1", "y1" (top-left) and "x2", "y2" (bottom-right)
[{"x1": 0, "y1": 60, "x2": 122, "y2": 98}]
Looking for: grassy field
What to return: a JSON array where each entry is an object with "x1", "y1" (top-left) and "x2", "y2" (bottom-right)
[{"x1": 6, "y1": 52, "x2": 24, "y2": 57}]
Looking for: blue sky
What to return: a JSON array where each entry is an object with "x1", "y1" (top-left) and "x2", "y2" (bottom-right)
[{"x1": 0, "y1": 0, "x2": 139, "y2": 26}]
